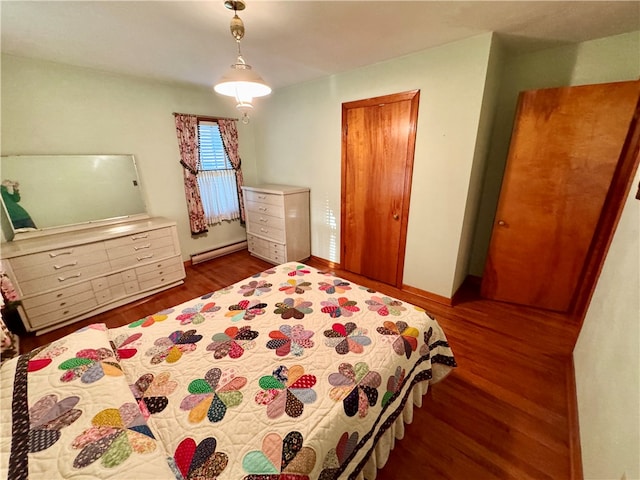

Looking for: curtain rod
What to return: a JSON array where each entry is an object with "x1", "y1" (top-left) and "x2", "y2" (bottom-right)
[{"x1": 172, "y1": 112, "x2": 238, "y2": 122}]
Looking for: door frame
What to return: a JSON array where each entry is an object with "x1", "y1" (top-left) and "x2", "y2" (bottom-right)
[
  {"x1": 340, "y1": 90, "x2": 420, "y2": 287},
  {"x1": 573, "y1": 92, "x2": 640, "y2": 324}
]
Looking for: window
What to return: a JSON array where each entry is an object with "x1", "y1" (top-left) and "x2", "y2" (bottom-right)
[{"x1": 197, "y1": 121, "x2": 240, "y2": 224}]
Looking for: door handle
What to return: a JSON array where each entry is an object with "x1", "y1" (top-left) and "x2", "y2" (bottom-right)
[{"x1": 392, "y1": 213, "x2": 399, "y2": 220}]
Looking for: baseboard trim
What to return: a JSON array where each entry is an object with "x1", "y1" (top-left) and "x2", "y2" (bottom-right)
[
  {"x1": 308, "y1": 256, "x2": 455, "y2": 307},
  {"x1": 402, "y1": 284, "x2": 453, "y2": 306}
]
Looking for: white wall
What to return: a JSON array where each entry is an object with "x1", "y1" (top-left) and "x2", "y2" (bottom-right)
[
  {"x1": 254, "y1": 33, "x2": 496, "y2": 298},
  {"x1": 1, "y1": 54, "x2": 258, "y2": 258},
  {"x1": 574, "y1": 168, "x2": 639, "y2": 480}
]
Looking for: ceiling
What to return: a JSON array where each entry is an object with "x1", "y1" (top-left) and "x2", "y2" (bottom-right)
[{"x1": 2, "y1": 1, "x2": 639, "y2": 91}]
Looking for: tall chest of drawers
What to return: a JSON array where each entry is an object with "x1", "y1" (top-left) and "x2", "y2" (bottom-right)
[
  {"x1": 241, "y1": 185, "x2": 310, "y2": 264},
  {"x1": 1, "y1": 217, "x2": 185, "y2": 334}
]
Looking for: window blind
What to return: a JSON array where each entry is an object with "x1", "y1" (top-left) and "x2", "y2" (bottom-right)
[{"x1": 198, "y1": 121, "x2": 232, "y2": 171}]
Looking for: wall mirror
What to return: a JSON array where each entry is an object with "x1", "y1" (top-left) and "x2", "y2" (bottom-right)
[{"x1": 1, "y1": 154, "x2": 148, "y2": 241}]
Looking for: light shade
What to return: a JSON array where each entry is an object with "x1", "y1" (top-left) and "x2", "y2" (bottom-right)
[{"x1": 214, "y1": 63, "x2": 272, "y2": 99}]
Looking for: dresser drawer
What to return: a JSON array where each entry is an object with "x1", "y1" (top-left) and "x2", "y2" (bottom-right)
[
  {"x1": 9, "y1": 242, "x2": 105, "y2": 270},
  {"x1": 137, "y1": 258, "x2": 184, "y2": 290},
  {"x1": 246, "y1": 200, "x2": 285, "y2": 219},
  {"x1": 135, "y1": 256, "x2": 183, "y2": 276},
  {"x1": 25, "y1": 288, "x2": 96, "y2": 319},
  {"x1": 247, "y1": 211, "x2": 285, "y2": 231},
  {"x1": 244, "y1": 190, "x2": 284, "y2": 208},
  {"x1": 21, "y1": 282, "x2": 93, "y2": 310},
  {"x1": 247, "y1": 223, "x2": 285, "y2": 243},
  {"x1": 247, "y1": 234, "x2": 268, "y2": 256},
  {"x1": 104, "y1": 227, "x2": 172, "y2": 249},
  {"x1": 18, "y1": 261, "x2": 112, "y2": 296},
  {"x1": 109, "y1": 245, "x2": 177, "y2": 270},
  {"x1": 12, "y1": 248, "x2": 108, "y2": 283},
  {"x1": 106, "y1": 234, "x2": 175, "y2": 260},
  {"x1": 28, "y1": 297, "x2": 99, "y2": 330},
  {"x1": 247, "y1": 235, "x2": 286, "y2": 264}
]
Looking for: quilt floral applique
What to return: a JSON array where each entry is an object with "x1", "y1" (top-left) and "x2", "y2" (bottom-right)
[
  {"x1": 279, "y1": 278, "x2": 313, "y2": 295},
  {"x1": 110, "y1": 332, "x2": 142, "y2": 360},
  {"x1": 27, "y1": 339, "x2": 67, "y2": 372},
  {"x1": 173, "y1": 437, "x2": 228, "y2": 479},
  {"x1": 376, "y1": 321, "x2": 420, "y2": 359},
  {"x1": 274, "y1": 297, "x2": 313, "y2": 320},
  {"x1": 225, "y1": 300, "x2": 268, "y2": 322},
  {"x1": 201, "y1": 285, "x2": 234, "y2": 299},
  {"x1": 128, "y1": 308, "x2": 174, "y2": 328},
  {"x1": 238, "y1": 279, "x2": 273, "y2": 297},
  {"x1": 180, "y1": 367, "x2": 246, "y2": 423},
  {"x1": 419, "y1": 326, "x2": 434, "y2": 357},
  {"x1": 320, "y1": 297, "x2": 360, "y2": 318},
  {"x1": 382, "y1": 366, "x2": 406, "y2": 407},
  {"x1": 175, "y1": 302, "x2": 221, "y2": 325},
  {"x1": 71, "y1": 402, "x2": 157, "y2": 469},
  {"x1": 318, "y1": 279, "x2": 351, "y2": 295},
  {"x1": 365, "y1": 296, "x2": 406, "y2": 316},
  {"x1": 129, "y1": 372, "x2": 178, "y2": 418},
  {"x1": 251, "y1": 267, "x2": 277, "y2": 278},
  {"x1": 255, "y1": 365, "x2": 317, "y2": 419},
  {"x1": 242, "y1": 431, "x2": 316, "y2": 479},
  {"x1": 58, "y1": 348, "x2": 123, "y2": 383},
  {"x1": 28, "y1": 394, "x2": 82, "y2": 453},
  {"x1": 323, "y1": 322, "x2": 371, "y2": 355},
  {"x1": 206, "y1": 326, "x2": 258, "y2": 359},
  {"x1": 328, "y1": 362, "x2": 381, "y2": 418},
  {"x1": 145, "y1": 329, "x2": 202, "y2": 364},
  {"x1": 319, "y1": 431, "x2": 359, "y2": 480},
  {"x1": 284, "y1": 265, "x2": 311, "y2": 276},
  {"x1": 266, "y1": 324, "x2": 315, "y2": 357}
]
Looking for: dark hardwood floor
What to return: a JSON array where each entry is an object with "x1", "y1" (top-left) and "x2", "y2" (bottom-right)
[{"x1": 18, "y1": 250, "x2": 581, "y2": 480}]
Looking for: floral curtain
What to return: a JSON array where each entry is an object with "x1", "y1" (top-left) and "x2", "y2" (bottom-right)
[
  {"x1": 218, "y1": 119, "x2": 246, "y2": 223},
  {"x1": 174, "y1": 114, "x2": 208, "y2": 234}
]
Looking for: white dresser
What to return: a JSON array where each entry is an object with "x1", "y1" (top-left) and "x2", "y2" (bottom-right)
[
  {"x1": 241, "y1": 185, "x2": 310, "y2": 264},
  {"x1": 1, "y1": 217, "x2": 185, "y2": 334}
]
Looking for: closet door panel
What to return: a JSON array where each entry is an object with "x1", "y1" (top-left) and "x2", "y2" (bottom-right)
[{"x1": 481, "y1": 80, "x2": 640, "y2": 311}]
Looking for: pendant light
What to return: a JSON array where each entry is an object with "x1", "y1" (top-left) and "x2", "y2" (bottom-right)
[{"x1": 214, "y1": 0, "x2": 271, "y2": 124}]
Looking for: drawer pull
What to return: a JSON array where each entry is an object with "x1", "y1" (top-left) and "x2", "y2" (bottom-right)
[
  {"x1": 260, "y1": 228, "x2": 269, "y2": 233},
  {"x1": 54, "y1": 261, "x2": 78, "y2": 270},
  {"x1": 137, "y1": 254, "x2": 154, "y2": 261},
  {"x1": 259, "y1": 217, "x2": 268, "y2": 223},
  {"x1": 49, "y1": 249, "x2": 73, "y2": 258},
  {"x1": 56, "y1": 293, "x2": 64, "y2": 298},
  {"x1": 59, "y1": 302, "x2": 67, "y2": 307},
  {"x1": 258, "y1": 195, "x2": 266, "y2": 199},
  {"x1": 133, "y1": 244, "x2": 151, "y2": 251},
  {"x1": 131, "y1": 234, "x2": 149, "y2": 240},
  {"x1": 58, "y1": 273, "x2": 82, "y2": 282},
  {"x1": 258, "y1": 207, "x2": 268, "y2": 212}
]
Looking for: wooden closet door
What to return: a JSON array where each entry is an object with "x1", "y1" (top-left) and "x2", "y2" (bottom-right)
[
  {"x1": 341, "y1": 90, "x2": 419, "y2": 287},
  {"x1": 481, "y1": 80, "x2": 640, "y2": 312}
]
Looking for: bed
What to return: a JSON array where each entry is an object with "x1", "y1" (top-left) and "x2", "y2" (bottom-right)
[{"x1": 0, "y1": 262, "x2": 456, "y2": 480}]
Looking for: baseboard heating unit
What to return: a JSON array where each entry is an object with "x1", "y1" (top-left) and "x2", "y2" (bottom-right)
[{"x1": 190, "y1": 240, "x2": 248, "y2": 265}]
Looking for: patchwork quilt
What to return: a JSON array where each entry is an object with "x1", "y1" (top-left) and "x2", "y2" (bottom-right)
[{"x1": 0, "y1": 262, "x2": 456, "y2": 480}]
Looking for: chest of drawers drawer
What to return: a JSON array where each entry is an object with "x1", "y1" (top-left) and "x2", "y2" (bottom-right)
[
  {"x1": 244, "y1": 190, "x2": 284, "y2": 208},
  {"x1": 246, "y1": 200, "x2": 285, "y2": 219}
]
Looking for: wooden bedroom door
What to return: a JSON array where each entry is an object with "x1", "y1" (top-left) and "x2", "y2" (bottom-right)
[
  {"x1": 340, "y1": 90, "x2": 419, "y2": 287},
  {"x1": 481, "y1": 80, "x2": 640, "y2": 312}
]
